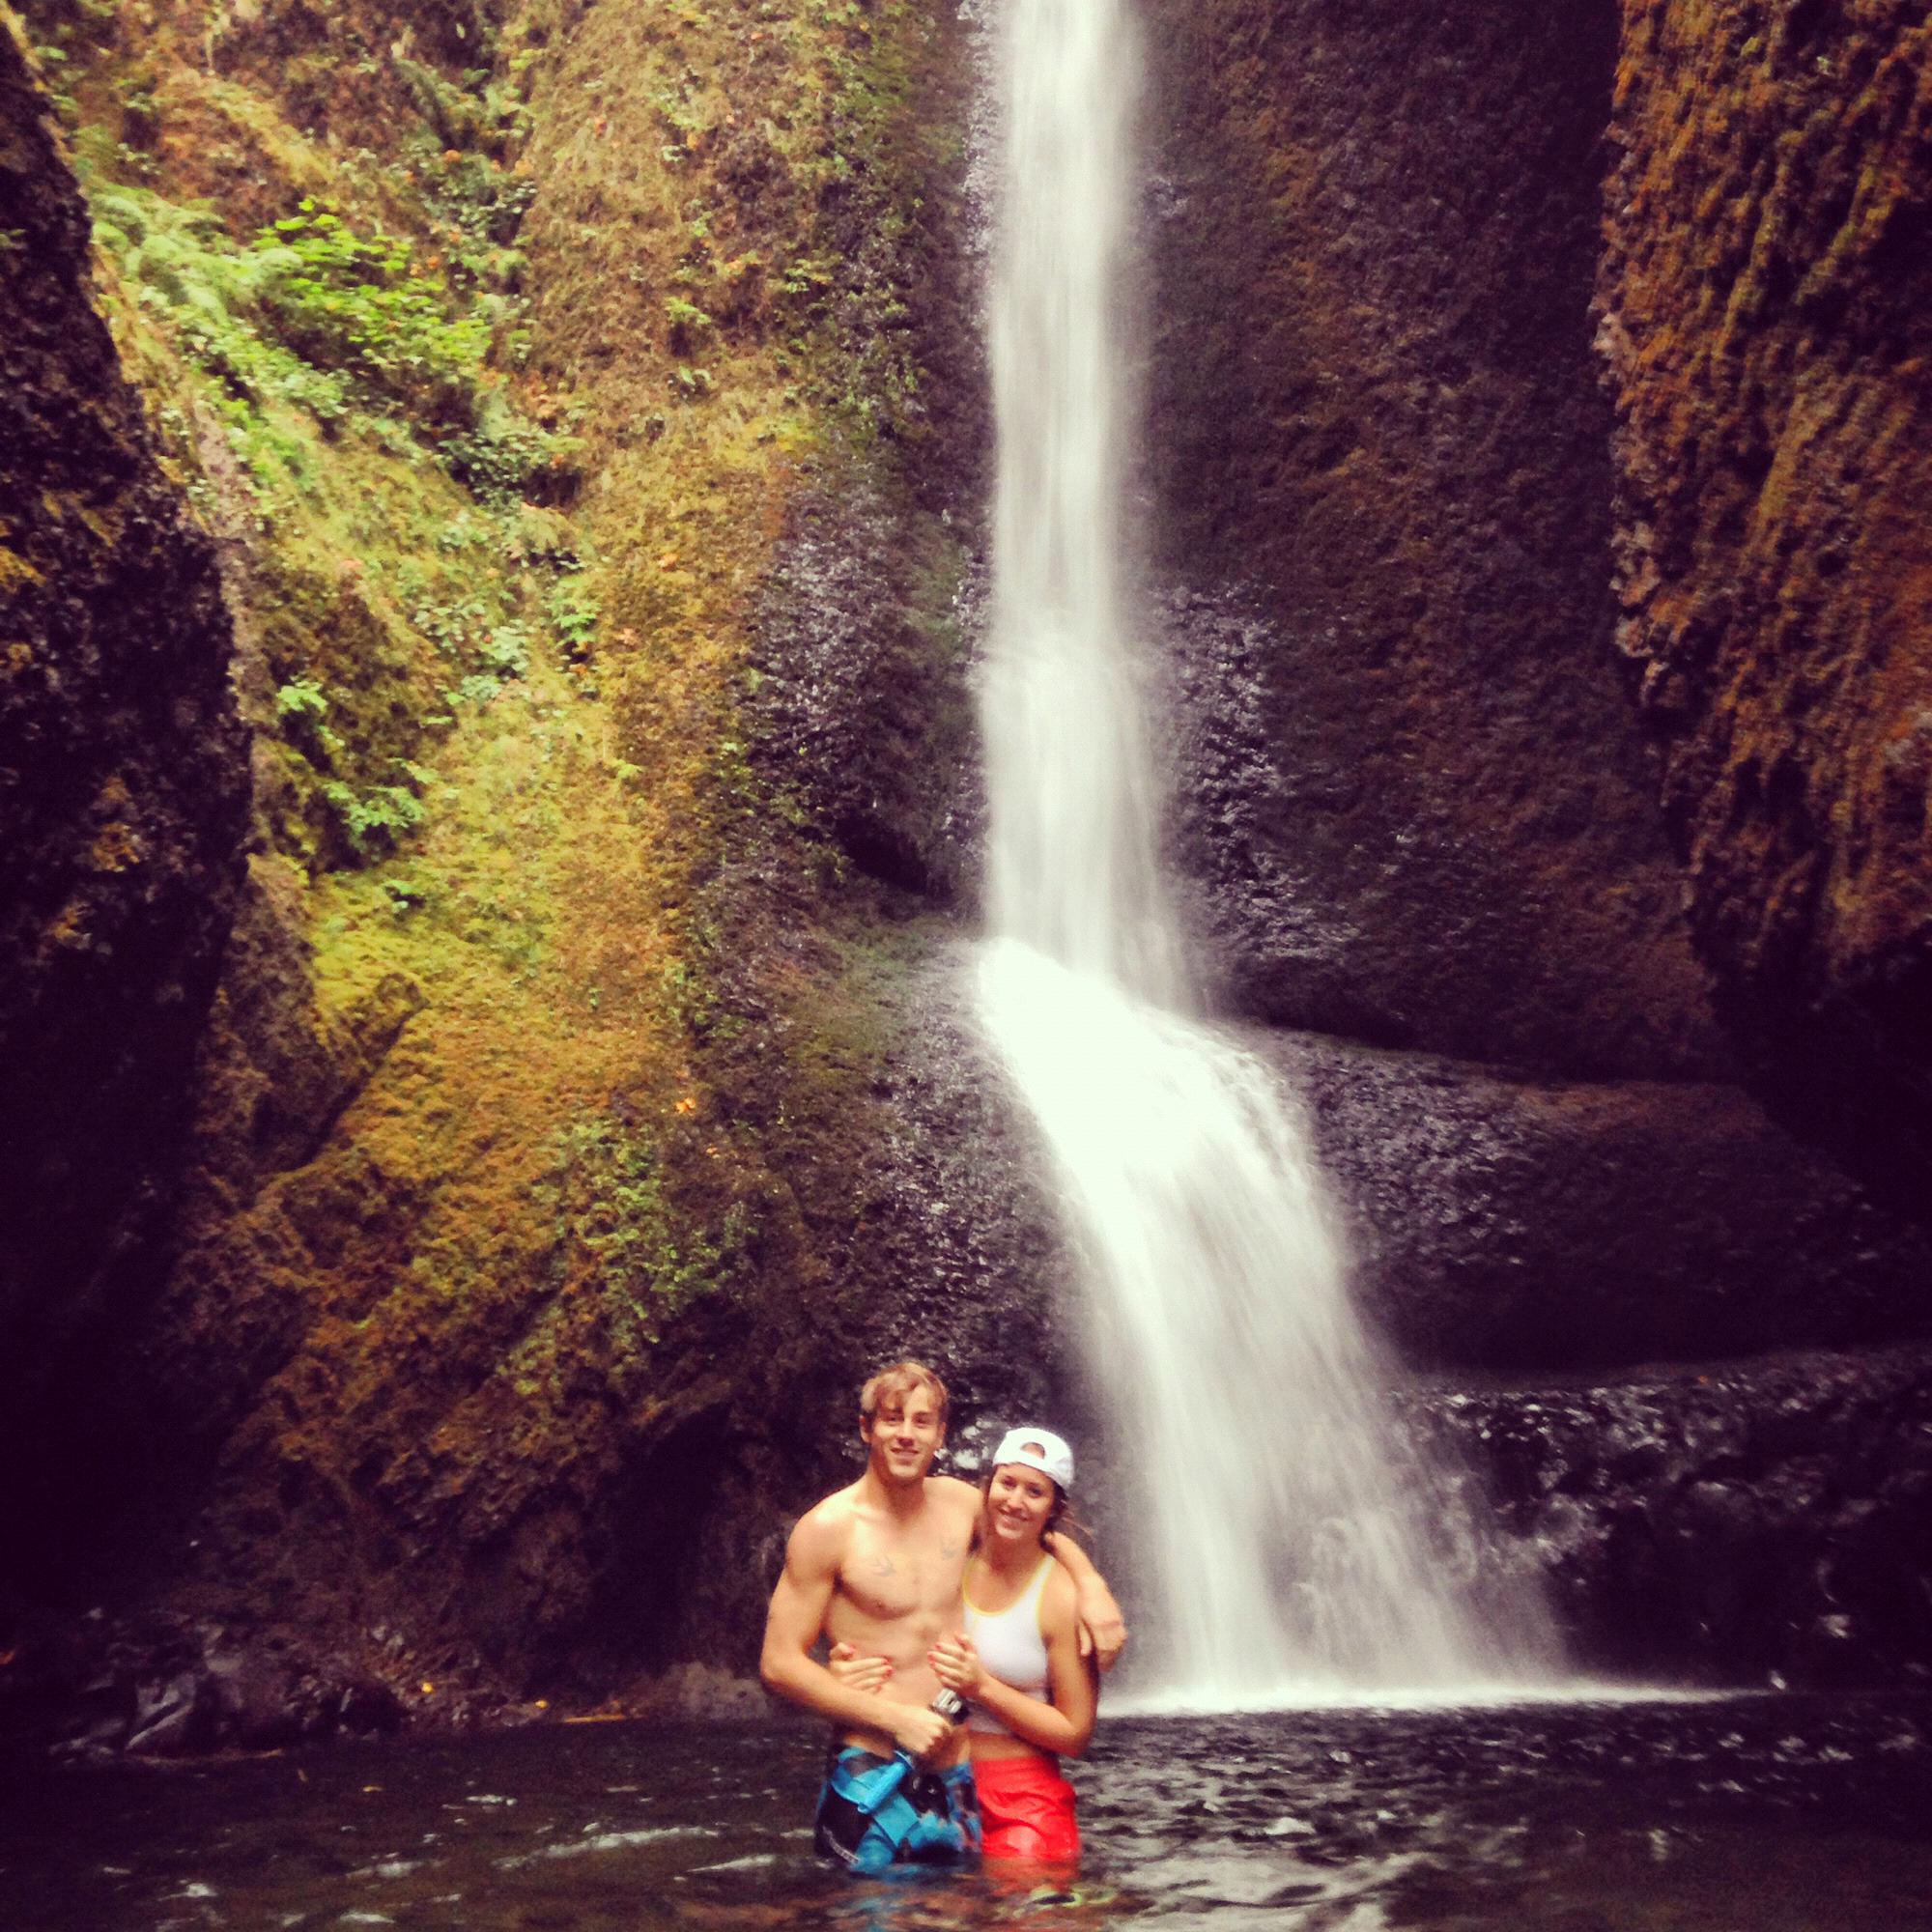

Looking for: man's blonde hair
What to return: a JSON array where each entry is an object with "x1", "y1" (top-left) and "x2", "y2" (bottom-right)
[{"x1": 860, "y1": 1359, "x2": 950, "y2": 1429}]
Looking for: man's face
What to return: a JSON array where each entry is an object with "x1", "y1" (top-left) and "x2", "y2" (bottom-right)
[{"x1": 862, "y1": 1387, "x2": 945, "y2": 1486}]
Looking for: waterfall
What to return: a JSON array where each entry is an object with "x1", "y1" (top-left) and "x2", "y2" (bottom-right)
[{"x1": 973, "y1": 0, "x2": 1561, "y2": 1704}]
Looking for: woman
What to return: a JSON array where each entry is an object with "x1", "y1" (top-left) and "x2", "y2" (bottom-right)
[{"x1": 833, "y1": 1425, "x2": 1098, "y2": 1862}]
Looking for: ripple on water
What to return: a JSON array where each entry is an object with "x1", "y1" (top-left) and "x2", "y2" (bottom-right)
[{"x1": 1, "y1": 1701, "x2": 1930, "y2": 1931}]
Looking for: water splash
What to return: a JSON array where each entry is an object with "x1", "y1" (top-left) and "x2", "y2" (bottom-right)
[{"x1": 974, "y1": 0, "x2": 1560, "y2": 1704}]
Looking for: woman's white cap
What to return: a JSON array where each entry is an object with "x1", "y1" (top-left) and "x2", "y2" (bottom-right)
[{"x1": 990, "y1": 1426, "x2": 1074, "y2": 1492}]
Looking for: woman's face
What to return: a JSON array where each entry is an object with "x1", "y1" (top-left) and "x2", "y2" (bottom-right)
[{"x1": 984, "y1": 1463, "x2": 1058, "y2": 1548}]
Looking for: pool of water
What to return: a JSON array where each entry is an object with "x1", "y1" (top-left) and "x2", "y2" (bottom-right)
[{"x1": 3, "y1": 1694, "x2": 1928, "y2": 1930}]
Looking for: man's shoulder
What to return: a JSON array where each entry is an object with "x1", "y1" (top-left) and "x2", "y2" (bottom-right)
[
  {"x1": 797, "y1": 1479, "x2": 864, "y2": 1530},
  {"x1": 788, "y1": 1482, "x2": 862, "y2": 1558},
  {"x1": 925, "y1": 1473, "x2": 981, "y2": 1519}
]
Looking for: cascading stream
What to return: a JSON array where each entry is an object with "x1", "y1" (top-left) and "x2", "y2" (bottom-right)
[{"x1": 974, "y1": 0, "x2": 1562, "y2": 1705}]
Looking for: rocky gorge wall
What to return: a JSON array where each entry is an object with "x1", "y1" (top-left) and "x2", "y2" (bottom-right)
[
  {"x1": 1599, "y1": 0, "x2": 1932, "y2": 1208},
  {"x1": 0, "y1": 0, "x2": 1054, "y2": 1752},
  {"x1": 1126, "y1": 0, "x2": 1932, "y2": 1685},
  {"x1": 0, "y1": 17, "x2": 248, "y2": 1567},
  {"x1": 1138, "y1": 0, "x2": 1720, "y2": 1082},
  {"x1": 1136, "y1": 0, "x2": 1928, "y2": 1317}
]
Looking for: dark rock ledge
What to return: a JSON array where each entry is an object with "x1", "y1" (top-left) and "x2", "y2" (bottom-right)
[{"x1": 1411, "y1": 1343, "x2": 1932, "y2": 1690}]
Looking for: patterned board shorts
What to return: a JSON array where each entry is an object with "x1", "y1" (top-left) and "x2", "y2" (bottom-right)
[{"x1": 813, "y1": 1746, "x2": 981, "y2": 1875}]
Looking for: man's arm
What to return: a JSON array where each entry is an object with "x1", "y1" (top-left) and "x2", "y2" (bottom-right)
[
  {"x1": 1042, "y1": 1526, "x2": 1128, "y2": 1672},
  {"x1": 758, "y1": 1511, "x2": 952, "y2": 1759}
]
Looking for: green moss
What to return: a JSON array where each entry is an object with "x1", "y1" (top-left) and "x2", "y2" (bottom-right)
[
  {"x1": 28, "y1": 0, "x2": 978, "y2": 1684},
  {"x1": 79, "y1": 159, "x2": 602, "y2": 870},
  {"x1": 540, "y1": 1112, "x2": 721, "y2": 1350}
]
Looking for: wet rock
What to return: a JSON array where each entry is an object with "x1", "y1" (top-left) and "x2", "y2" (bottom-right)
[
  {"x1": 594, "y1": 939, "x2": 1083, "y2": 1678},
  {"x1": 206, "y1": 1641, "x2": 302, "y2": 1749},
  {"x1": 0, "y1": 25, "x2": 248, "y2": 1567},
  {"x1": 127, "y1": 1670, "x2": 215, "y2": 1757},
  {"x1": 1249, "y1": 1028, "x2": 1932, "y2": 1373},
  {"x1": 1412, "y1": 1344, "x2": 1932, "y2": 1684},
  {"x1": 749, "y1": 480, "x2": 983, "y2": 905},
  {"x1": 1600, "y1": 0, "x2": 1932, "y2": 1209},
  {"x1": 335, "y1": 1678, "x2": 402, "y2": 1735},
  {"x1": 1139, "y1": 0, "x2": 1724, "y2": 1082},
  {"x1": 53, "y1": 1681, "x2": 134, "y2": 1761},
  {"x1": 2, "y1": 1608, "x2": 431, "y2": 1757}
]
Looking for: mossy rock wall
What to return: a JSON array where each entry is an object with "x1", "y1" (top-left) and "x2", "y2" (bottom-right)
[
  {"x1": 1599, "y1": 0, "x2": 1932, "y2": 1204},
  {"x1": 2, "y1": 0, "x2": 1032, "y2": 1719},
  {"x1": 0, "y1": 20, "x2": 248, "y2": 1554},
  {"x1": 1139, "y1": 0, "x2": 1725, "y2": 1081}
]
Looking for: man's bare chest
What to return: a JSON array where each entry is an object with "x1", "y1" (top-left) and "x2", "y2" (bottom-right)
[{"x1": 837, "y1": 1518, "x2": 967, "y2": 1624}]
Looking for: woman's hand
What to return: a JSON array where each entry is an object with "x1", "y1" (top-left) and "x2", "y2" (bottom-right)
[
  {"x1": 927, "y1": 1634, "x2": 986, "y2": 1699},
  {"x1": 826, "y1": 1640, "x2": 893, "y2": 1694}
]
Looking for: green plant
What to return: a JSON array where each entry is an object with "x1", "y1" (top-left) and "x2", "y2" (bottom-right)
[
  {"x1": 91, "y1": 187, "x2": 357, "y2": 438},
  {"x1": 440, "y1": 390, "x2": 577, "y2": 501},
  {"x1": 382, "y1": 874, "x2": 433, "y2": 918},
  {"x1": 546, "y1": 574, "x2": 599, "y2": 660},
  {"x1": 411, "y1": 592, "x2": 492, "y2": 656},
  {"x1": 664, "y1": 294, "x2": 713, "y2": 353},
  {"x1": 274, "y1": 676, "x2": 329, "y2": 722},
  {"x1": 250, "y1": 201, "x2": 492, "y2": 429},
  {"x1": 479, "y1": 621, "x2": 531, "y2": 680},
  {"x1": 322, "y1": 772, "x2": 430, "y2": 856},
  {"x1": 543, "y1": 1116, "x2": 719, "y2": 1351}
]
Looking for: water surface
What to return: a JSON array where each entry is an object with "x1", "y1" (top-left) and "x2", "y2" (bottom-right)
[{"x1": 5, "y1": 1696, "x2": 1928, "y2": 1929}]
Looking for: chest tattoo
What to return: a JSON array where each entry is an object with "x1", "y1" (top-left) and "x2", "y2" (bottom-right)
[{"x1": 869, "y1": 1554, "x2": 897, "y2": 1578}]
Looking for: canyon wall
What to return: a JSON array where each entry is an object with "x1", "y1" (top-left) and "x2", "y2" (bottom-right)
[
  {"x1": 0, "y1": 18, "x2": 248, "y2": 1566},
  {"x1": 1599, "y1": 0, "x2": 1932, "y2": 1207},
  {"x1": 1139, "y1": 0, "x2": 1720, "y2": 1082},
  {"x1": 1124, "y1": 0, "x2": 1931, "y2": 1687}
]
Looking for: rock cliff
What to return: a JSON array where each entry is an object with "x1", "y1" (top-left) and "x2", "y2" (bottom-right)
[
  {"x1": 1599, "y1": 0, "x2": 1932, "y2": 1205},
  {"x1": 0, "y1": 16, "x2": 248, "y2": 1568},
  {"x1": 1140, "y1": 0, "x2": 1722, "y2": 1082}
]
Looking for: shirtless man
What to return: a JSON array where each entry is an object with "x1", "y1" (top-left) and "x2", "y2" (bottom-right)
[{"x1": 759, "y1": 1360, "x2": 1124, "y2": 1871}]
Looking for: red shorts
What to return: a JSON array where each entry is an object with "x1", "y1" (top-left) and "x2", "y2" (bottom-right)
[{"x1": 973, "y1": 1754, "x2": 1080, "y2": 1861}]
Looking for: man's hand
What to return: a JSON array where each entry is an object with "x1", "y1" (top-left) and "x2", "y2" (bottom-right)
[
  {"x1": 886, "y1": 1702, "x2": 957, "y2": 1764},
  {"x1": 826, "y1": 1641, "x2": 893, "y2": 1694},
  {"x1": 1041, "y1": 1528, "x2": 1127, "y2": 1673},
  {"x1": 1074, "y1": 1578, "x2": 1128, "y2": 1673}
]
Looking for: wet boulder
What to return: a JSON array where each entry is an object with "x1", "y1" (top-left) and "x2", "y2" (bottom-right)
[
  {"x1": 127, "y1": 1670, "x2": 216, "y2": 1758},
  {"x1": 1247, "y1": 1026, "x2": 1932, "y2": 1376},
  {"x1": 1411, "y1": 1345, "x2": 1932, "y2": 1685}
]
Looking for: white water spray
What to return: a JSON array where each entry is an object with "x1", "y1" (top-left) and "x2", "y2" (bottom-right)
[{"x1": 974, "y1": 0, "x2": 1561, "y2": 1705}]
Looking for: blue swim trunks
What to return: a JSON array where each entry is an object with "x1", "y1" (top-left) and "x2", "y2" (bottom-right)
[{"x1": 813, "y1": 1745, "x2": 980, "y2": 1874}]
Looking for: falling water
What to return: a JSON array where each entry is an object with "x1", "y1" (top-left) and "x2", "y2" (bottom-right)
[{"x1": 974, "y1": 0, "x2": 1560, "y2": 1704}]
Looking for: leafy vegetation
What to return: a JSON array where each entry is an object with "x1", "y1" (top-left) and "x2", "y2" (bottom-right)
[
  {"x1": 249, "y1": 202, "x2": 494, "y2": 428},
  {"x1": 82, "y1": 126, "x2": 597, "y2": 864},
  {"x1": 544, "y1": 1114, "x2": 720, "y2": 1350},
  {"x1": 17, "y1": 0, "x2": 970, "y2": 1692}
]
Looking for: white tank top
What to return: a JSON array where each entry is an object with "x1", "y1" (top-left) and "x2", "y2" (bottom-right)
[{"x1": 961, "y1": 1556, "x2": 1052, "y2": 1736}]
